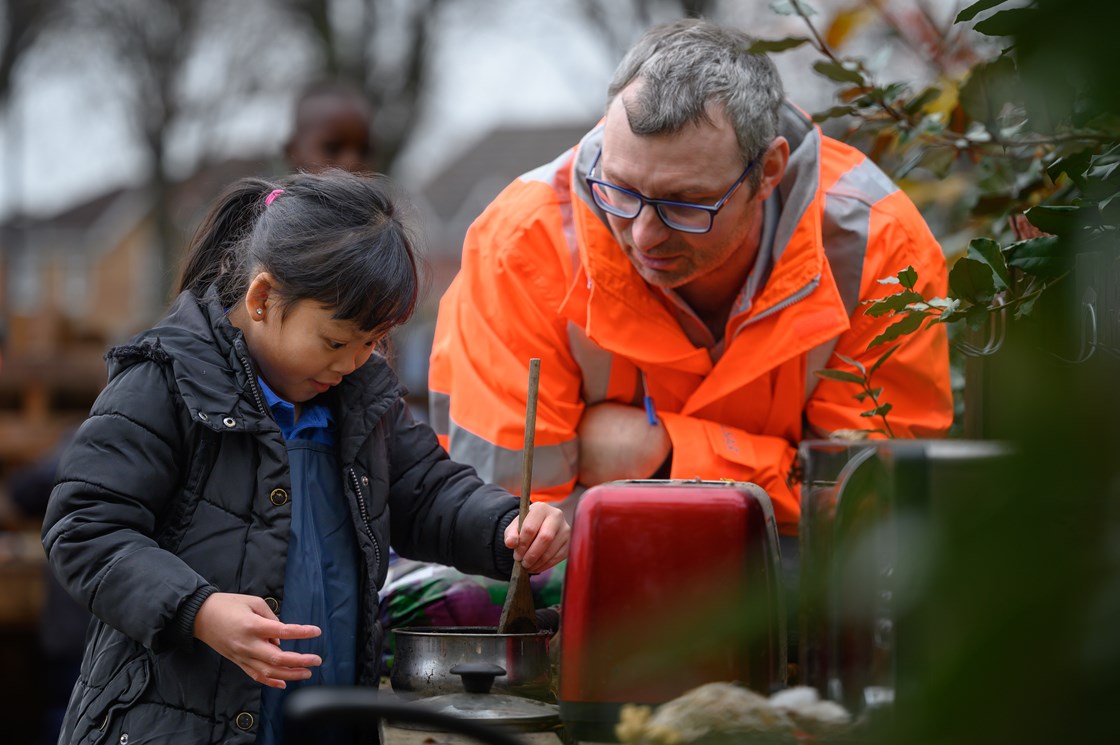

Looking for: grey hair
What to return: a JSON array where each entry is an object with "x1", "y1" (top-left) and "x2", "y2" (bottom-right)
[{"x1": 607, "y1": 19, "x2": 784, "y2": 189}]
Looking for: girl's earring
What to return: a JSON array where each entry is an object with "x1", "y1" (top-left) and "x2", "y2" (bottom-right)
[{"x1": 256, "y1": 308, "x2": 264, "y2": 316}]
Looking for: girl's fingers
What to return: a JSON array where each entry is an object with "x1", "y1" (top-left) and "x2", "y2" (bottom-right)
[
  {"x1": 246, "y1": 647, "x2": 322, "y2": 688},
  {"x1": 506, "y1": 503, "x2": 570, "y2": 566},
  {"x1": 525, "y1": 537, "x2": 568, "y2": 573},
  {"x1": 272, "y1": 650, "x2": 323, "y2": 669},
  {"x1": 271, "y1": 622, "x2": 322, "y2": 641}
]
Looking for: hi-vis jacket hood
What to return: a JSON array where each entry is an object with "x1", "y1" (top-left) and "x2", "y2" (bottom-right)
[{"x1": 430, "y1": 101, "x2": 952, "y2": 534}]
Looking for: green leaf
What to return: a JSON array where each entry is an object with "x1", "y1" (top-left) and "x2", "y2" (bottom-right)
[
  {"x1": 812, "y1": 105, "x2": 857, "y2": 123},
  {"x1": 816, "y1": 369, "x2": 865, "y2": 384},
  {"x1": 1087, "y1": 159, "x2": 1120, "y2": 182},
  {"x1": 962, "y1": 305, "x2": 991, "y2": 331},
  {"x1": 1047, "y1": 150, "x2": 1093, "y2": 191},
  {"x1": 877, "y1": 82, "x2": 910, "y2": 103},
  {"x1": 868, "y1": 312, "x2": 927, "y2": 349},
  {"x1": 904, "y1": 86, "x2": 940, "y2": 115},
  {"x1": 898, "y1": 265, "x2": 918, "y2": 290},
  {"x1": 955, "y1": 0, "x2": 1011, "y2": 23},
  {"x1": 958, "y1": 56, "x2": 1019, "y2": 127},
  {"x1": 949, "y1": 257, "x2": 997, "y2": 304},
  {"x1": 854, "y1": 386, "x2": 884, "y2": 403},
  {"x1": 812, "y1": 60, "x2": 866, "y2": 86},
  {"x1": 1006, "y1": 236, "x2": 1065, "y2": 279},
  {"x1": 864, "y1": 290, "x2": 925, "y2": 318},
  {"x1": 966, "y1": 238, "x2": 1011, "y2": 291},
  {"x1": 973, "y1": 6, "x2": 1034, "y2": 37},
  {"x1": 1013, "y1": 293, "x2": 1040, "y2": 319},
  {"x1": 1022, "y1": 205, "x2": 1079, "y2": 236},
  {"x1": 835, "y1": 353, "x2": 866, "y2": 376},
  {"x1": 936, "y1": 298, "x2": 964, "y2": 321},
  {"x1": 868, "y1": 345, "x2": 900, "y2": 376},
  {"x1": 861, "y1": 403, "x2": 893, "y2": 418},
  {"x1": 748, "y1": 37, "x2": 811, "y2": 54},
  {"x1": 926, "y1": 296, "x2": 958, "y2": 310}
]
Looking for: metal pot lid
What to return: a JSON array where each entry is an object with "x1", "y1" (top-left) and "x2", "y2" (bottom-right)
[{"x1": 400, "y1": 692, "x2": 560, "y2": 732}]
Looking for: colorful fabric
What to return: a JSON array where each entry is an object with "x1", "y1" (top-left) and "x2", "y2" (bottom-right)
[{"x1": 380, "y1": 548, "x2": 564, "y2": 667}]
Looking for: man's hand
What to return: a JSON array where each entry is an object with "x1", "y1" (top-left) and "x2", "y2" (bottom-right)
[
  {"x1": 503, "y1": 502, "x2": 570, "y2": 573},
  {"x1": 194, "y1": 592, "x2": 322, "y2": 689},
  {"x1": 577, "y1": 402, "x2": 671, "y2": 486}
]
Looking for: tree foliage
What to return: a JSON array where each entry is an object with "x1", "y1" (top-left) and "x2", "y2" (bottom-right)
[{"x1": 788, "y1": 0, "x2": 1119, "y2": 433}]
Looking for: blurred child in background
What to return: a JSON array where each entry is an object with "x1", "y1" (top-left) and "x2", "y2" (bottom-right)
[{"x1": 284, "y1": 79, "x2": 375, "y2": 174}]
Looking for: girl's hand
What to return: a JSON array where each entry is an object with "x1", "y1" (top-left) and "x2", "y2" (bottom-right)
[
  {"x1": 193, "y1": 592, "x2": 322, "y2": 689},
  {"x1": 504, "y1": 501, "x2": 570, "y2": 573}
]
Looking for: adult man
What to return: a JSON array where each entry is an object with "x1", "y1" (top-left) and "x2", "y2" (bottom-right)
[{"x1": 429, "y1": 19, "x2": 952, "y2": 538}]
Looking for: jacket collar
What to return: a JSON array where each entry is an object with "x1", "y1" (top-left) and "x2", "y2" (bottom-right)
[{"x1": 110, "y1": 288, "x2": 405, "y2": 451}]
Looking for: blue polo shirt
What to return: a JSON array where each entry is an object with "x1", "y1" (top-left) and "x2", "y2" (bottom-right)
[
  {"x1": 258, "y1": 377, "x2": 335, "y2": 445},
  {"x1": 257, "y1": 379, "x2": 360, "y2": 745}
]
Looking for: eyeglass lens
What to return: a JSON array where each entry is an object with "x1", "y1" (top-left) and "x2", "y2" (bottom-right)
[{"x1": 589, "y1": 182, "x2": 712, "y2": 232}]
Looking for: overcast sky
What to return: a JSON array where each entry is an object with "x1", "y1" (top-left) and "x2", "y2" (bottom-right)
[{"x1": 0, "y1": 1, "x2": 923, "y2": 221}]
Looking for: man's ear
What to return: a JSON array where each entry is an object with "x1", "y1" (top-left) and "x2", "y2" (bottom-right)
[
  {"x1": 245, "y1": 272, "x2": 277, "y2": 321},
  {"x1": 755, "y1": 136, "x2": 790, "y2": 202}
]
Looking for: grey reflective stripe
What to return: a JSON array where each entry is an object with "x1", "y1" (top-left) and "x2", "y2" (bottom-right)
[
  {"x1": 447, "y1": 420, "x2": 579, "y2": 493},
  {"x1": 568, "y1": 320, "x2": 613, "y2": 404},
  {"x1": 571, "y1": 125, "x2": 604, "y2": 217},
  {"x1": 520, "y1": 141, "x2": 586, "y2": 275},
  {"x1": 804, "y1": 157, "x2": 897, "y2": 401},
  {"x1": 432, "y1": 391, "x2": 579, "y2": 490},
  {"x1": 772, "y1": 103, "x2": 822, "y2": 266},
  {"x1": 730, "y1": 102, "x2": 822, "y2": 331},
  {"x1": 429, "y1": 390, "x2": 450, "y2": 436}
]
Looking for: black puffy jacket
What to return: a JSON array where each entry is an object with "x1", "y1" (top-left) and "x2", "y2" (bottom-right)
[{"x1": 43, "y1": 288, "x2": 519, "y2": 744}]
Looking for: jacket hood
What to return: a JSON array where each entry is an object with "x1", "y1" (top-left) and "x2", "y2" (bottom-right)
[
  {"x1": 106, "y1": 288, "x2": 405, "y2": 447},
  {"x1": 106, "y1": 288, "x2": 263, "y2": 433}
]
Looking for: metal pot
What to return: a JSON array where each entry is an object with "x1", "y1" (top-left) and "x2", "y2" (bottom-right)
[{"x1": 390, "y1": 626, "x2": 554, "y2": 703}]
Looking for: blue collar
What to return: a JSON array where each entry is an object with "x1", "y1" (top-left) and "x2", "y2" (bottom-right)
[{"x1": 258, "y1": 377, "x2": 335, "y2": 443}]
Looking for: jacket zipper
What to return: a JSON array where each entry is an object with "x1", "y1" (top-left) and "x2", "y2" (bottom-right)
[
  {"x1": 236, "y1": 339, "x2": 381, "y2": 570},
  {"x1": 741, "y1": 274, "x2": 821, "y2": 331},
  {"x1": 234, "y1": 344, "x2": 267, "y2": 415},
  {"x1": 348, "y1": 468, "x2": 380, "y2": 565}
]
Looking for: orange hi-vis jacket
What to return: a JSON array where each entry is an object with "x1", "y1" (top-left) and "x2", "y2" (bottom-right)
[{"x1": 429, "y1": 102, "x2": 952, "y2": 535}]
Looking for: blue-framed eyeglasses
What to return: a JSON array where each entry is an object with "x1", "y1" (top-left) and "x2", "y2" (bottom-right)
[{"x1": 585, "y1": 147, "x2": 758, "y2": 234}]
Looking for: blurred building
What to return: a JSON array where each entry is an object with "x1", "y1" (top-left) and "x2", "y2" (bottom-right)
[{"x1": 0, "y1": 157, "x2": 269, "y2": 472}]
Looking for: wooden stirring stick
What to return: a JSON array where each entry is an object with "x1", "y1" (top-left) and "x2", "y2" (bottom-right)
[{"x1": 497, "y1": 358, "x2": 541, "y2": 635}]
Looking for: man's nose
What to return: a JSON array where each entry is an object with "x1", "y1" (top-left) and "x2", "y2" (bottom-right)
[{"x1": 629, "y1": 205, "x2": 670, "y2": 251}]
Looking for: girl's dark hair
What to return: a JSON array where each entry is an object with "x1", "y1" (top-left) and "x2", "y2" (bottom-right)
[{"x1": 177, "y1": 169, "x2": 421, "y2": 334}]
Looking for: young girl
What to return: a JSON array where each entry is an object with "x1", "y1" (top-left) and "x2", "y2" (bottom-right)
[{"x1": 42, "y1": 170, "x2": 569, "y2": 744}]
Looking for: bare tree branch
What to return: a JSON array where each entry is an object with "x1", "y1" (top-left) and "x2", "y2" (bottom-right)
[{"x1": 0, "y1": 0, "x2": 58, "y2": 104}]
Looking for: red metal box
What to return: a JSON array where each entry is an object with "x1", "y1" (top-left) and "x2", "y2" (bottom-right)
[{"x1": 557, "y1": 479, "x2": 787, "y2": 741}]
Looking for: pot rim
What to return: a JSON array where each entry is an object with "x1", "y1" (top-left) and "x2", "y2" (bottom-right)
[{"x1": 390, "y1": 625, "x2": 551, "y2": 639}]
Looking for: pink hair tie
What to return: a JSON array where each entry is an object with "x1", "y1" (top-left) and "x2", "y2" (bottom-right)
[{"x1": 265, "y1": 188, "x2": 284, "y2": 207}]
